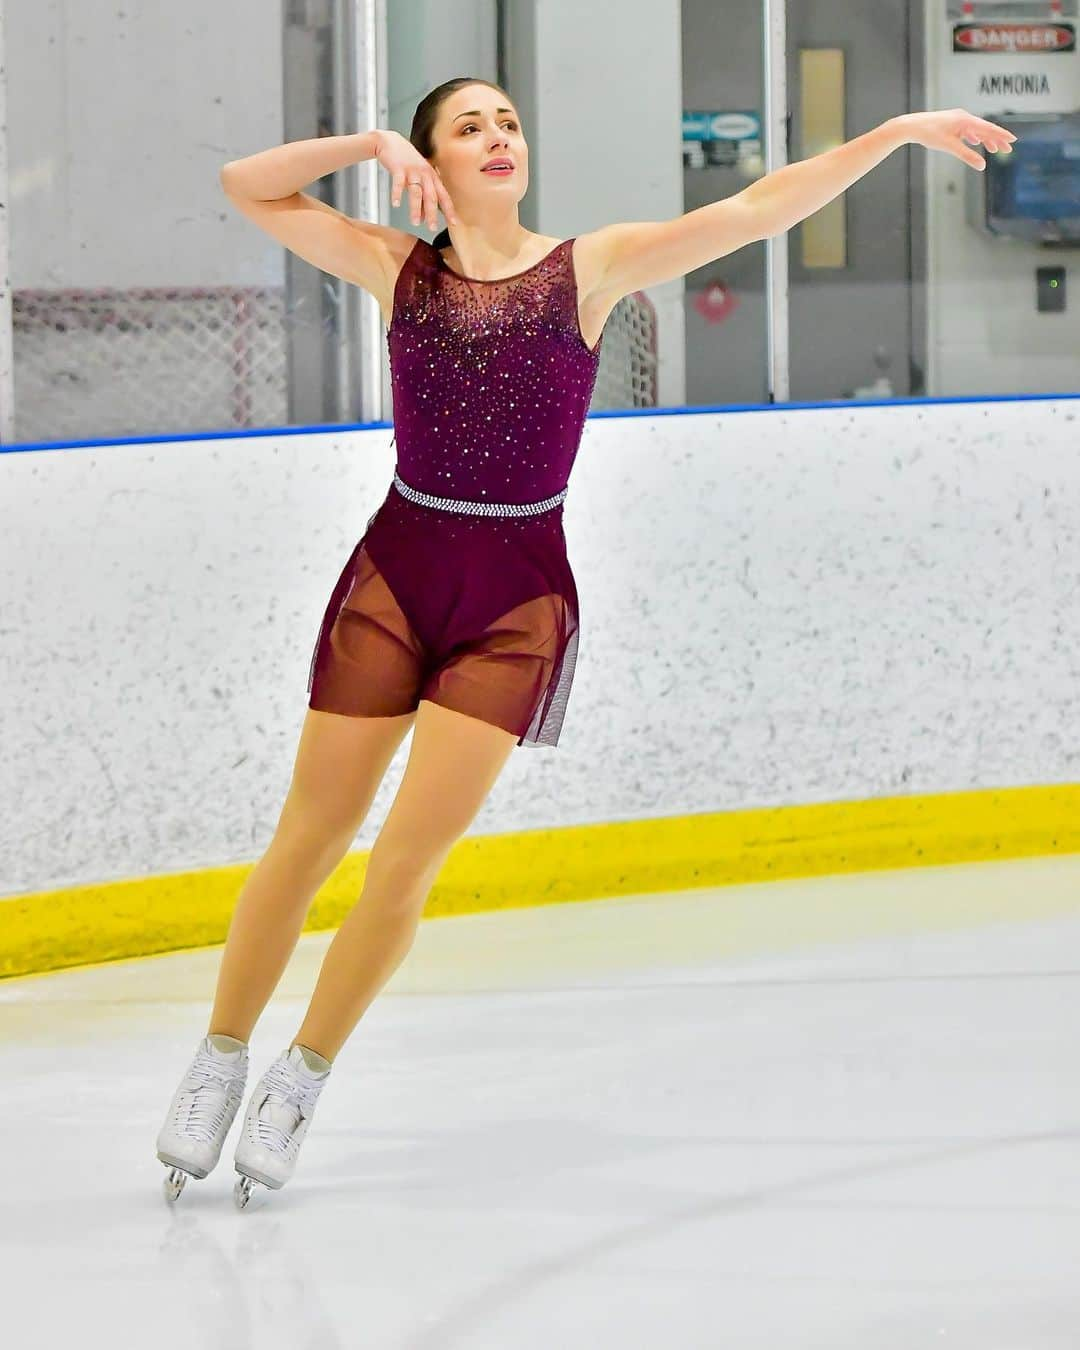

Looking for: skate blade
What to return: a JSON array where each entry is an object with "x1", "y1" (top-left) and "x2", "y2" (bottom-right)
[
  {"x1": 234, "y1": 1163, "x2": 285, "y2": 1191},
  {"x1": 157, "y1": 1151, "x2": 210, "y2": 1181},
  {"x1": 233, "y1": 1169, "x2": 283, "y2": 1211}
]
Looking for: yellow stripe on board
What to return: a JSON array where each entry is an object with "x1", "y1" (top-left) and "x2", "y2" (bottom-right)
[{"x1": 4, "y1": 784, "x2": 1080, "y2": 981}]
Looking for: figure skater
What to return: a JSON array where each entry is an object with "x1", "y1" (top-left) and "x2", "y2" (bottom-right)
[{"x1": 155, "y1": 78, "x2": 1015, "y2": 1207}]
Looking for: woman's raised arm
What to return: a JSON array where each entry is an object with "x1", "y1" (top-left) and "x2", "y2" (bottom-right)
[{"x1": 582, "y1": 110, "x2": 1017, "y2": 302}]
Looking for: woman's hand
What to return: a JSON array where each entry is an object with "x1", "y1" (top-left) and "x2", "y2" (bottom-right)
[
  {"x1": 895, "y1": 109, "x2": 1017, "y2": 170},
  {"x1": 375, "y1": 130, "x2": 459, "y2": 230}
]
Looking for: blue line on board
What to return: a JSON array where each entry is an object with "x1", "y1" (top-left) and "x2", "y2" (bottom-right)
[{"x1": 2, "y1": 389, "x2": 1079, "y2": 456}]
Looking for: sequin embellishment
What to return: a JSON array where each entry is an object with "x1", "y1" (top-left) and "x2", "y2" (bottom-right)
[
  {"x1": 386, "y1": 236, "x2": 604, "y2": 507},
  {"x1": 392, "y1": 468, "x2": 567, "y2": 516}
]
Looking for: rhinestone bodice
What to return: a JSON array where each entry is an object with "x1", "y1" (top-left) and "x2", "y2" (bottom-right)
[{"x1": 386, "y1": 236, "x2": 604, "y2": 504}]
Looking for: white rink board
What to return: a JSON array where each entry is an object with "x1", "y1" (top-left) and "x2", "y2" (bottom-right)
[{"x1": 2, "y1": 396, "x2": 1078, "y2": 896}]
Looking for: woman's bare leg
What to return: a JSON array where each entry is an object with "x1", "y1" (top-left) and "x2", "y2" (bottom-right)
[
  {"x1": 206, "y1": 705, "x2": 416, "y2": 1043},
  {"x1": 291, "y1": 698, "x2": 519, "y2": 1063}
]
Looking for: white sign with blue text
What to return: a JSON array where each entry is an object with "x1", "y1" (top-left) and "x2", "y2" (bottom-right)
[{"x1": 683, "y1": 111, "x2": 761, "y2": 169}]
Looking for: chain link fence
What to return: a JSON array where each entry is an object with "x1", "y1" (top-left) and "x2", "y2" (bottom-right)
[{"x1": 10, "y1": 284, "x2": 657, "y2": 443}]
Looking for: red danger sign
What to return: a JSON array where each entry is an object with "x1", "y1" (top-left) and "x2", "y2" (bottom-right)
[{"x1": 953, "y1": 22, "x2": 1075, "y2": 54}]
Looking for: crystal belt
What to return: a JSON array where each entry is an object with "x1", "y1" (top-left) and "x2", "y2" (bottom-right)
[{"x1": 392, "y1": 468, "x2": 567, "y2": 517}]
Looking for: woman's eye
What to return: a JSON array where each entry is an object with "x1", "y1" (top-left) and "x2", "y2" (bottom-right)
[{"x1": 464, "y1": 122, "x2": 517, "y2": 133}]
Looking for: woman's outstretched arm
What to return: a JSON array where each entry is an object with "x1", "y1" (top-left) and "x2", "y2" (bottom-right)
[{"x1": 584, "y1": 110, "x2": 1017, "y2": 301}]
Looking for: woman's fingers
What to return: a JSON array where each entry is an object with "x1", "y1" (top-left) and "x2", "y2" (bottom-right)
[
  {"x1": 388, "y1": 166, "x2": 456, "y2": 230},
  {"x1": 973, "y1": 118, "x2": 1017, "y2": 151},
  {"x1": 437, "y1": 184, "x2": 458, "y2": 226},
  {"x1": 407, "y1": 177, "x2": 435, "y2": 230},
  {"x1": 957, "y1": 116, "x2": 1017, "y2": 166},
  {"x1": 905, "y1": 110, "x2": 1018, "y2": 169}
]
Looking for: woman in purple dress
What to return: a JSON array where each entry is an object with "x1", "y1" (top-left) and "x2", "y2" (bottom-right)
[{"x1": 157, "y1": 79, "x2": 1015, "y2": 1205}]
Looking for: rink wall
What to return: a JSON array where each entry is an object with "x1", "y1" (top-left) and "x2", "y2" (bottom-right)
[{"x1": 4, "y1": 394, "x2": 1080, "y2": 978}]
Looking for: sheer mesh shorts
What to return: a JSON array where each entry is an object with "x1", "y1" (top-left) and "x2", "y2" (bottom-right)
[{"x1": 306, "y1": 487, "x2": 580, "y2": 748}]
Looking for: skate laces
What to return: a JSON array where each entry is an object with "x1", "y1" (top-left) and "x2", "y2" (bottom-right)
[
  {"x1": 177, "y1": 1048, "x2": 247, "y2": 1144},
  {"x1": 254, "y1": 1056, "x2": 327, "y2": 1154}
]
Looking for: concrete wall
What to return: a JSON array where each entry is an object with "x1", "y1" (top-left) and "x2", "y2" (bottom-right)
[{"x1": 6, "y1": 0, "x2": 282, "y2": 290}]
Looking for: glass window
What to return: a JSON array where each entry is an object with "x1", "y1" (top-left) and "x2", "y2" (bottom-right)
[
  {"x1": 384, "y1": 0, "x2": 669, "y2": 415},
  {"x1": 786, "y1": 0, "x2": 923, "y2": 402},
  {"x1": 6, "y1": 1, "x2": 289, "y2": 444},
  {"x1": 681, "y1": 0, "x2": 769, "y2": 407},
  {"x1": 6, "y1": 0, "x2": 1074, "y2": 449},
  {"x1": 783, "y1": 0, "x2": 1079, "y2": 403}
]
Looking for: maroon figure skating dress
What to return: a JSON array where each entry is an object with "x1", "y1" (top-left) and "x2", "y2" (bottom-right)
[{"x1": 307, "y1": 235, "x2": 604, "y2": 747}]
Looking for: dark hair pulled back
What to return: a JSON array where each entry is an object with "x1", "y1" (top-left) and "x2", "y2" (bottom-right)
[{"x1": 408, "y1": 76, "x2": 514, "y2": 251}]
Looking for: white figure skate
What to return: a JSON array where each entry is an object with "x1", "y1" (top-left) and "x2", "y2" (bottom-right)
[
  {"x1": 232, "y1": 1044, "x2": 331, "y2": 1210},
  {"x1": 156, "y1": 1033, "x2": 249, "y2": 1202}
]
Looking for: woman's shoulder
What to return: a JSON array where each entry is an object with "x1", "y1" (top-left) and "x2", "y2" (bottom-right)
[{"x1": 386, "y1": 231, "x2": 439, "y2": 270}]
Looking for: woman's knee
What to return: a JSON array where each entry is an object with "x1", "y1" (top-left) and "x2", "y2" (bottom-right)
[
  {"x1": 286, "y1": 816, "x2": 361, "y2": 867},
  {"x1": 274, "y1": 781, "x2": 367, "y2": 854},
  {"x1": 364, "y1": 835, "x2": 452, "y2": 897}
]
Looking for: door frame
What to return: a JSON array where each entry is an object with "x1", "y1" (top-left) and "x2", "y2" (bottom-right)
[{"x1": 764, "y1": 0, "x2": 925, "y2": 403}]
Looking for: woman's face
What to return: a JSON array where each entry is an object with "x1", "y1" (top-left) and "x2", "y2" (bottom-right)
[{"x1": 430, "y1": 85, "x2": 528, "y2": 213}]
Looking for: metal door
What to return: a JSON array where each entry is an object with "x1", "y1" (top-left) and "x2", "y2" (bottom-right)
[{"x1": 786, "y1": 0, "x2": 927, "y2": 400}]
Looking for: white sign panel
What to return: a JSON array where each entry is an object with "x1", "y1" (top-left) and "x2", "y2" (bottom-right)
[{"x1": 940, "y1": 4, "x2": 1080, "y2": 113}]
